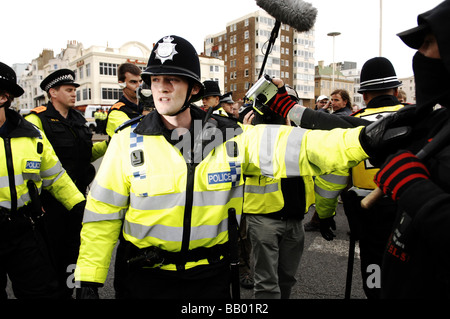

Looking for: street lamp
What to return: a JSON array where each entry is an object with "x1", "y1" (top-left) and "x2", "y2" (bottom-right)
[
  {"x1": 327, "y1": 32, "x2": 341, "y2": 91},
  {"x1": 379, "y1": 0, "x2": 383, "y2": 56}
]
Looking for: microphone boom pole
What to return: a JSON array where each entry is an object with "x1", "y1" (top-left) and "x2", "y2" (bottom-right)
[{"x1": 258, "y1": 20, "x2": 281, "y2": 79}]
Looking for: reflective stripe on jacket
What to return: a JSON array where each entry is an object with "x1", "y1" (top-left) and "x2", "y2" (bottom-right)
[
  {"x1": 243, "y1": 175, "x2": 315, "y2": 215},
  {"x1": 1, "y1": 110, "x2": 84, "y2": 211},
  {"x1": 314, "y1": 171, "x2": 349, "y2": 219}
]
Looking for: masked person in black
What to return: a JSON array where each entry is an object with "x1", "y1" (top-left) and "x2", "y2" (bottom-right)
[{"x1": 373, "y1": 0, "x2": 450, "y2": 298}]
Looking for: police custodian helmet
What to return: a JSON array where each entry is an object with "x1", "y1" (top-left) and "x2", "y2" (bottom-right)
[
  {"x1": 358, "y1": 57, "x2": 402, "y2": 93},
  {"x1": 142, "y1": 35, "x2": 204, "y2": 102},
  {"x1": 0, "y1": 62, "x2": 24, "y2": 98}
]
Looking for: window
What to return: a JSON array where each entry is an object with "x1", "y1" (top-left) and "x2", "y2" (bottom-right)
[
  {"x1": 99, "y1": 62, "x2": 118, "y2": 76},
  {"x1": 245, "y1": 43, "x2": 249, "y2": 52},
  {"x1": 86, "y1": 63, "x2": 91, "y2": 77},
  {"x1": 102, "y1": 88, "x2": 122, "y2": 100},
  {"x1": 79, "y1": 67, "x2": 84, "y2": 79},
  {"x1": 82, "y1": 88, "x2": 91, "y2": 100}
]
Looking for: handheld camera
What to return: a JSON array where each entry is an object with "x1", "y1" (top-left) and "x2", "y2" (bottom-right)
[{"x1": 244, "y1": 74, "x2": 278, "y2": 115}]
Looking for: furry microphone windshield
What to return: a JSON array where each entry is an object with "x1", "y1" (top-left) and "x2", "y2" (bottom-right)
[{"x1": 256, "y1": 0, "x2": 317, "y2": 32}]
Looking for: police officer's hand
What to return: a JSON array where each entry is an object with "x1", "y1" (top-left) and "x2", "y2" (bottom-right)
[
  {"x1": 76, "y1": 282, "x2": 101, "y2": 299},
  {"x1": 374, "y1": 150, "x2": 430, "y2": 203},
  {"x1": 267, "y1": 79, "x2": 298, "y2": 118},
  {"x1": 319, "y1": 216, "x2": 336, "y2": 241},
  {"x1": 359, "y1": 107, "x2": 416, "y2": 166}
]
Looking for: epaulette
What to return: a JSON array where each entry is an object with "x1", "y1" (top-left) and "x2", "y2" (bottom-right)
[
  {"x1": 115, "y1": 115, "x2": 145, "y2": 133},
  {"x1": 30, "y1": 105, "x2": 47, "y2": 114},
  {"x1": 111, "y1": 102, "x2": 126, "y2": 111}
]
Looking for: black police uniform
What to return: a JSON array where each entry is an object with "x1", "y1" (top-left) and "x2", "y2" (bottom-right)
[
  {"x1": 25, "y1": 68, "x2": 95, "y2": 298},
  {"x1": 27, "y1": 101, "x2": 94, "y2": 298}
]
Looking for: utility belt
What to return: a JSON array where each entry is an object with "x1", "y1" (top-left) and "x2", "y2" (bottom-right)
[
  {"x1": 0, "y1": 204, "x2": 41, "y2": 223},
  {"x1": 127, "y1": 242, "x2": 230, "y2": 270}
]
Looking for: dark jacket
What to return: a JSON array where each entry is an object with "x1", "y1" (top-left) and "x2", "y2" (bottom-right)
[
  {"x1": 381, "y1": 106, "x2": 450, "y2": 298},
  {"x1": 28, "y1": 102, "x2": 93, "y2": 191}
]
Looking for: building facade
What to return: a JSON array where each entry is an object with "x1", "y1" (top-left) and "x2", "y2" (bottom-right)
[
  {"x1": 314, "y1": 60, "x2": 356, "y2": 110},
  {"x1": 204, "y1": 10, "x2": 316, "y2": 107},
  {"x1": 399, "y1": 75, "x2": 415, "y2": 104},
  {"x1": 16, "y1": 41, "x2": 224, "y2": 114}
]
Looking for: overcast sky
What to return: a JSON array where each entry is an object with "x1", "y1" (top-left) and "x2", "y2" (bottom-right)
[{"x1": 3, "y1": 0, "x2": 444, "y2": 78}]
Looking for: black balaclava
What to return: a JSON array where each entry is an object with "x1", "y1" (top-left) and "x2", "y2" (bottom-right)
[
  {"x1": 413, "y1": 51, "x2": 450, "y2": 110},
  {"x1": 397, "y1": 1, "x2": 450, "y2": 112}
]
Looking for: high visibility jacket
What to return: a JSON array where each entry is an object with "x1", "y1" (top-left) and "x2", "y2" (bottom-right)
[
  {"x1": 351, "y1": 101, "x2": 405, "y2": 191},
  {"x1": 106, "y1": 97, "x2": 142, "y2": 137},
  {"x1": 314, "y1": 171, "x2": 349, "y2": 219},
  {"x1": 212, "y1": 107, "x2": 229, "y2": 117},
  {"x1": 243, "y1": 175, "x2": 314, "y2": 216},
  {"x1": 75, "y1": 107, "x2": 368, "y2": 284},
  {"x1": 0, "y1": 109, "x2": 84, "y2": 212}
]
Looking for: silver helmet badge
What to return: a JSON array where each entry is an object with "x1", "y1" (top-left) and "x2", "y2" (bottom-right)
[{"x1": 155, "y1": 36, "x2": 178, "y2": 64}]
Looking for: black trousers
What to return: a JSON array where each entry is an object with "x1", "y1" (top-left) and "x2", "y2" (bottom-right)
[
  {"x1": 122, "y1": 260, "x2": 232, "y2": 299},
  {"x1": 0, "y1": 214, "x2": 60, "y2": 299},
  {"x1": 40, "y1": 191, "x2": 83, "y2": 298},
  {"x1": 341, "y1": 190, "x2": 397, "y2": 299}
]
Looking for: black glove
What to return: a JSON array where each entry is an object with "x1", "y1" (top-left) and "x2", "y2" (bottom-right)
[
  {"x1": 359, "y1": 108, "x2": 415, "y2": 166},
  {"x1": 374, "y1": 150, "x2": 430, "y2": 202},
  {"x1": 76, "y1": 282, "x2": 101, "y2": 299},
  {"x1": 319, "y1": 216, "x2": 336, "y2": 241},
  {"x1": 70, "y1": 200, "x2": 86, "y2": 217}
]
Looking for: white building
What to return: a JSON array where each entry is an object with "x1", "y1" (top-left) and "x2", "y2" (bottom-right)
[
  {"x1": 16, "y1": 41, "x2": 224, "y2": 114},
  {"x1": 399, "y1": 75, "x2": 415, "y2": 104}
]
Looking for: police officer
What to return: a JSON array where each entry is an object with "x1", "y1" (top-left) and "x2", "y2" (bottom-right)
[
  {"x1": 201, "y1": 80, "x2": 221, "y2": 112},
  {"x1": 373, "y1": 0, "x2": 450, "y2": 298},
  {"x1": 243, "y1": 101, "x2": 312, "y2": 298},
  {"x1": 105, "y1": 63, "x2": 143, "y2": 137},
  {"x1": 0, "y1": 62, "x2": 85, "y2": 299},
  {"x1": 340, "y1": 57, "x2": 405, "y2": 299},
  {"x1": 25, "y1": 69, "x2": 104, "y2": 298},
  {"x1": 74, "y1": 35, "x2": 384, "y2": 299},
  {"x1": 219, "y1": 92, "x2": 235, "y2": 118}
]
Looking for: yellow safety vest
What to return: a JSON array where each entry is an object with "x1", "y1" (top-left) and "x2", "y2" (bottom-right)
[
  {"x1": 351, "y1": 104, "x2": 405, "y2": 190},
  {"x1": 76, "y1": 117, "x2": 368, "y2": 284},
  {"x1": 243, "y1": 175, "x2": 315, "y2": 215},
  {"x1": 0, "y1": 114, "x2": 84, "y2": 212}
]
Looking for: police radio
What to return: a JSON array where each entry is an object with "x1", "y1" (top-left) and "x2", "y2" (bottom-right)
[{"x1": 244, "y1": 74, "x2": 278, "y2": 115}]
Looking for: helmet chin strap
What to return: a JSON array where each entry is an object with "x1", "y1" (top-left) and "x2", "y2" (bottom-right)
[{"x1": 168, "y1": 82, "x2": 194, "y2": 116}]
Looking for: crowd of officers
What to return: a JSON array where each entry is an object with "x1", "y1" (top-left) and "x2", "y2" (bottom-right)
[{"x1": 1, "y1": 0, "x2": 450, "y2": 300}]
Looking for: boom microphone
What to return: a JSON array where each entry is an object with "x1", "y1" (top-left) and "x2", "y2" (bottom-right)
[{"x1": 255, "y1": 0, "x2": 317, "y2": 32}]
